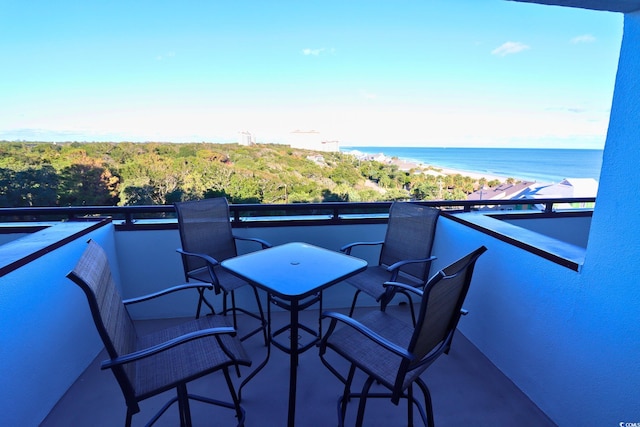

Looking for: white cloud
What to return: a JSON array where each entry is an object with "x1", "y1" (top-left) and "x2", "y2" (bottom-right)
[
  {"x1": 571, "y1": 34, "x2": 596, "y2": 44},
  {"x1": 302, "y1": 48, "x2": 324, "y2": 56},
  {"x1": 491, "y1": 41, "x2": 530, "y2": 57},
  {"x1": 301, "y1": 47, "x2": 335, "y2": 56}
]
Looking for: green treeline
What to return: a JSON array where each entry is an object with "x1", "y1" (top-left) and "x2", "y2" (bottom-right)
[{"x1": 0, "y1": 141, "x2": 501, "y2": 207}]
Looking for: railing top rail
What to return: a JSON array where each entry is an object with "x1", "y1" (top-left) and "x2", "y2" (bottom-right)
[{"x1": 0, "y1": 197, "x2": 596, "y2": 220}]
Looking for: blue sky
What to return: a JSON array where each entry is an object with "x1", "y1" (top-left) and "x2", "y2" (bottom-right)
[{"x1": 0, "y1": 1, "x2": 623, "y2": 148}]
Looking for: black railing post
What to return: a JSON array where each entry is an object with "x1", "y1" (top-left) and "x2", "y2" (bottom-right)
[
  {"x1": 332, "y1": 207, "x2": 340, "y2": 223},
  {"x1": 124, "y1": 212, "x2": 134, "y2": 226}
]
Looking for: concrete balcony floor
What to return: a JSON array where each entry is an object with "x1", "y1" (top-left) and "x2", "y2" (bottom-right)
[{"x1": 42, "y1": 305, "x2": 555, "y2": 427}]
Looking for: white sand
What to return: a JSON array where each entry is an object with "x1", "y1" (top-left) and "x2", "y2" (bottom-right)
[
  {"x1": 347, "y1": 150, "x2": 512, "y2": 182},
  {"x1": 389, "y1": 158, "x2": 508, "y2": 182}
]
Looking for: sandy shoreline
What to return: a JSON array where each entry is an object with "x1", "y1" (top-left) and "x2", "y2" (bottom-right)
[{"x1": 361, "y1": 154, "x2": 510, "y2": 182}]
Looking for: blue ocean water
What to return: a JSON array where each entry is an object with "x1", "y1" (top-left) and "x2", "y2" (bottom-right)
[{"x1": 341, "y1": 147, "x2": 604, "y2": 183}]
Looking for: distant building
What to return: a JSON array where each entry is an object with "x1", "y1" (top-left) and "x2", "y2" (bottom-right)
[
  {"x1": 516, "y1": 178, "x2": 599, "y2": 199},
  {"x1": 238, "y1": 131, "x2": 255, "y2": 146},
  {"x1": 467, "y1": 181, "x2": 536, "y2": 201},
  {"x1": 467, "y1": 178, "x2": 599, "y2": 210},
  {"x1": 516, "y1": 178, "x2": 599, "y2": 209},
  {"x1": 289, "y1": 130, "x2": 339, "y2": 152}
]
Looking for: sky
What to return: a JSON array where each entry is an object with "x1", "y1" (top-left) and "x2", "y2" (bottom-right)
[{"x1": 0, "y1": 1, "x2": 623, "y2": 148}]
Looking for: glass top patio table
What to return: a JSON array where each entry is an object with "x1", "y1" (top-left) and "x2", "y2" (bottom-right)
[
  {"x1": 221, "y1": 242, "x2": 367, "y2": 427},
  {"x1": 222, "y1": 242, "x2": 367, "y2": 298}
]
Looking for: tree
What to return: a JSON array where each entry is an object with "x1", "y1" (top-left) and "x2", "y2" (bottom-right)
[
  {"x1": 412, "y1": 181, "x2": 439, "y2": 200},
  {"x1": 0, "y1": 166, "x2": 60, "y2": 207},
  {"x1": 59, "y1": 164, "x2": 120, "y2": 206},
  {"x1": 0, "y1": 141, "x2": 504, "y2": 207},
  {"x1": 123, "y1": 185, "x2": 156, "y2": 205}
]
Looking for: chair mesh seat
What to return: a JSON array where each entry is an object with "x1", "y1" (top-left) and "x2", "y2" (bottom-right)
[
  {"x1": 342, "y1": 202, "x2": 440, "y2": 317},
  {"x1": 67, "y1": 240, "x2": 251, "y2": 426},
  {"x1": 175, "y1": 198, "x2": 269, "y2": 341},
  {"x1": 348, "y1": 267, "x2": 424, "y2": 300},
  {"x1": 134, "y1": 315, "x2": 251, "y2": 398},
  {"x1": 327, "y1": 311, "x2": 426, "y2": 390},
  {"x1": 320, "y1": 246, "x2": 488, "y2": 427}
]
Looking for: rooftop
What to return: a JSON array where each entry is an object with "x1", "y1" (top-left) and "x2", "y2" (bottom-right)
[{"x1": 510, "y1": 0, "x2": 640, "y2": 13}]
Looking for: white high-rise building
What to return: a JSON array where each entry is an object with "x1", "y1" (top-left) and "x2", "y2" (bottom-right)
[{"x1": 238, "y1": 131, "x2": 255, "y2": 146}]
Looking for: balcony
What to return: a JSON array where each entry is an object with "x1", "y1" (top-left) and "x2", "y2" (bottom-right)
[
  {"x1": 3, "y1": 1, "x2": 640, "y2": 424},
  {"x1": 41, "y1": 309, "x2": 553, "y2": 426},
  {"x1": 0, "y1": 200, "x2": 597, "y2": 426}
]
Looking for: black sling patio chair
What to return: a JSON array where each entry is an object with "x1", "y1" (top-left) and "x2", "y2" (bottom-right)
[
  {"x1": 340, "y1": 202, "x2": 439, "y2": 324},
  {"x1": 175, "y1": 197, "x2": 270, "y2": 343},
  {"x1": 67, "y1": 240, "x2": 251, "y2": 427},
  {"x1": 319, "y1": 245, "x2": 487, "y2": 427}
]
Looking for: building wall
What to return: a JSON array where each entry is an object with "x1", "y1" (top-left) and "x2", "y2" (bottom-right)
[
  {"x1": 451, "y1": 9, "x2": 640, "y2": 426},
  {"x1": 0, "y1": 224, "x2": 118, "y2": 426},
  {"x1": 579, "y1": 10, "x2": 640, "y2": 425}
]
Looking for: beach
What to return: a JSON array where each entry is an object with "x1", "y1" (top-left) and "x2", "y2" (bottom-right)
[
  {"x1": 354, "y1": 152, "x2": 511, "y2": 182},
  {"x1": 343, "y1": 147, "x2": 603, "y2": 184}
]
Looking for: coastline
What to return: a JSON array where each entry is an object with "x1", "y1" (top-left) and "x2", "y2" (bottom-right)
[
  {"x1": 342, "y1": 146, "x2": 604, "y2": 184},
  {"x1": 348, "y1": 150, "x2": 511, "y2": 182}
]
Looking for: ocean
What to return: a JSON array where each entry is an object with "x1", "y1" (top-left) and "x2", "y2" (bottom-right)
[{"x1": 341, "y1": 147, "x2": 604, "y2": 183}]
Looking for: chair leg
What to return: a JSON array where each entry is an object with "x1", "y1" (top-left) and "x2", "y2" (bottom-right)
[
  {"x1": 415, "y1": 378, "x2": 434, "y2": 427},
  {"x1": 221, "y1": 290, "x2": 237, "y2": 328},
  {"x1": 409, "y1": 300, "x2": 416, "y2": 327},
  {"x1": 338, "y1": 364, "x2": 357, "y2": 426},
  {"x1": 230, "y1": 290, "x2": 238, "y2": 328},
  {"x1": 355, "y1": 376, "x2": 375, "y2": 427},
  {"x1": 223, "y1": 367, "x2": 246, "y2": 426},
  {"x1": 348, "y1": 290, "x2": 361, "y2": 316},
  {"x1": 407, "y1": 384, "x2": 414, "y2": 427},
  {"x1": 317, "y1": 290, "x2": 324, "y2": 338},
  {"x1": 125, "y1": 409, "x2": 134, "y2": 427},
  {"x1": 195, "y1": 286, "x2": 216, "y2": 319},
  {"x1": 195, "y1": 290, "x2": 203, "y2": 319},
  {"x1": 177, "y1": 383, "x2": 192, "y2": 427}
]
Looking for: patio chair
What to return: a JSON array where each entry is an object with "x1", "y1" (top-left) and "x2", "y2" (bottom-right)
[
  {"x1": 340, "y1": 202, "x2": 439, "y2": 324},
  {"x1": 319, "y1": 245, "x2": 487, "y2": 427},
  {"x1": 175, "y1": 197, "x2": 271, "y2": 343},
  {"x1": 67, "y1": 240, "x2": 251, "y2": 427}
]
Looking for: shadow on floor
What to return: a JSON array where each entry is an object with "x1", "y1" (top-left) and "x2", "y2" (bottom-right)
[{"x1": 42, "y1": 305, "x2": 555, "y2": 426}]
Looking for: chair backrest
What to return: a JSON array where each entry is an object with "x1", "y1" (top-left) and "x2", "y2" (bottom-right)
[
  {"x1": 407, "y1": 246, "x2": 487, "y2": 369},
  {"x1": 174, "y1": 197, "x2": 238, "y2": 274},
  {"x1": 66, "y1": 240, "x2": 137, "y2": 394},
  {"x1": 380, "y1": 202, "x2": 440, "y2": 281}
]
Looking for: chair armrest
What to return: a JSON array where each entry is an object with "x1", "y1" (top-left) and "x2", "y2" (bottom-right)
[
  {"x1": 386, "y1": 256, "x2": 436, "y2": 273},
  {"x1": 383, "y1": 281, "x2": 424, "y2": 297},
  {"x1": 339, "y1": 240, "x2": 384, "y2": 255},
  {"x1": 123, "y1": 282, "x2": 214, "y2": 305},
  {"x1": 320, "y1": 311, "x2": 414, "y2": 361},
  {"x1": 233, "y1": 235, "x2": 273, "y2": 249},
  {"x1": 101, "y1": 326, "x2": 236, "y2": 370},
  {"x1": 176, "y1": 248, "x2": 220, "y2": 267}
]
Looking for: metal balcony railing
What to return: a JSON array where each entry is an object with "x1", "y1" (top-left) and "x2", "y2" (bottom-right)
[{"x1": 0, "y1": 198, "x2": 595, "y2": 229}]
